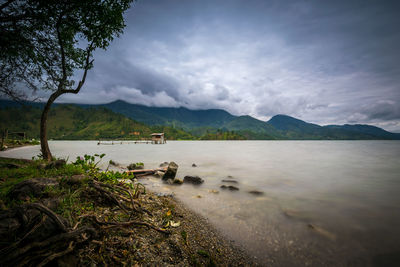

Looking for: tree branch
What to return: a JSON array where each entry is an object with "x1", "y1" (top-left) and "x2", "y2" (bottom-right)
[
  {"x1": 62, "y1": 43, "x2": 94, "y2": 94},
  {"x1": 56, "y1": 16, "x2": 67, "y2": 87}
]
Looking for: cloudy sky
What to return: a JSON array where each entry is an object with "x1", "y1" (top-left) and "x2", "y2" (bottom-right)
[{"x1": 57, "y1": 0, "x2": 400, "y2": 131}]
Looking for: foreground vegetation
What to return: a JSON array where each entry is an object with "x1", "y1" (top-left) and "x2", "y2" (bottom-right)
[{"x1": 0, "y1": 156, "x2": 252, "y2": 266}]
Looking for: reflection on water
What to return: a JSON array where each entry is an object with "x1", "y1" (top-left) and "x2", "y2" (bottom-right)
[{"x1": 2, "y1": 140, "x2": 400, "y2": 266}]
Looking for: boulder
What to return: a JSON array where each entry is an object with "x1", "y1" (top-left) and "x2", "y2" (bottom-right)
[
  {"x1": 159, "y1": 162, "x2": 169, "y2": 167},
  {"x1": 154, "y1": 171, "x2": 165, "y2": 178},
  {"x1": 127, "y1": 163, "x2": 144, "y2": 170},
  {"x1": 7, "y1": 178, "x2": 59, "y2": 201},
  {"x1": 192, "y1": 163, "x2": 197, "y2": 167},
  {"x1": 45, "y1": 159, "x2": 66, "y2": 169},
  {"x1": 220, "y1": 185, "x2": 239, "y2": 191},
  {"x1": 173, "y1": 178, "x2": 183, "y2": 185},
  {"x1": 162, "y1": 162, "x2": 178, "y2": 181},
  {"x1": 183, "y1": 175, "x2": 204, "y2": 185}
]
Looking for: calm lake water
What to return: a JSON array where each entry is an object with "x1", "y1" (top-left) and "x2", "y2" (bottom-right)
[{"x1": 1, "y1": 140, "x2": 400, "y2": 266}]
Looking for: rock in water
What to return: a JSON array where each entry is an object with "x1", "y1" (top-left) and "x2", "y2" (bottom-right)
[
  {"x1": 173, "y1": 178, "x2": 183, "y2": 185},
  {"x1": 162, "y1": 162, "x2": 179, "y2": 180},
  {"x1": 127, "y1": 163, "x2": 136, "y2": 170},
  {"x1": 159, "y1": 162, "x2": 169, "y2": 167},
  {"x1": 248, "y1": 190, "x2": 264, "y2": 195},
  {"x1": 220, "y1": 185, "x2": 239, "y2": 191},
  {"x1": 109, "y1": 160, "x2": 119, "y2": 166},
  {"x1": 183, "y1": 176, "x2": 204, "y2": 184},
  {"x1": 154, "y1": 171, "x2": 165, "y2": 178},
  {"x1": 127, "y1": 163, "x2": 144, "y2": 170},
  {"x1": 221, "y1": 179, "x2": 238, "y2": 183}
]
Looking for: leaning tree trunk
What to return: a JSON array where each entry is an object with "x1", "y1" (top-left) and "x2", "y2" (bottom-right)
[{"x1": 40, "y1": 91, "x2": 62, "y2": 161}]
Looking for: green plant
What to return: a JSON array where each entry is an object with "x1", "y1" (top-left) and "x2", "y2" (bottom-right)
[
  {"x1": 97, "y1": 170, "x2": 132, "y2": 183},
  {"x1": 73, "y1": 153, "x2": 105, "y2": 175}
]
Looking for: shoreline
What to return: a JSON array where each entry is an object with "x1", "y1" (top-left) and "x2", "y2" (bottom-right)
[
  {"x1": 162, "y1": 194, "x2": 257, "y2": 265},
  {"x1": 0, "y1": 156, "x2": 256, "y2": 266},
  {"x1": 1, "y1": 141, "x2": 39, "y2": 151}
]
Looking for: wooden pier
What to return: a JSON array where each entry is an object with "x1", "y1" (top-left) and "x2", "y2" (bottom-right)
[
  {"x1": 97, "y1": 133, "x2": 166, "y2": 145},
  {"x1": 97, "y1": 140, "x2": 155, "y2": 145}
]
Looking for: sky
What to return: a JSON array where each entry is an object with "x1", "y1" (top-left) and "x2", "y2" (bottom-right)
[{"x1": 56, "y1": 0, "x2": 400, "y2": 131}]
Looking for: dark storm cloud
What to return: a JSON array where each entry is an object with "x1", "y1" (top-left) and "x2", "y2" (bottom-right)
[
  {"x1": 361, "y1": 101, "x2": 400, "y2": 121},
  {"x1": 87, "y1": 56, "x2": 180, "y2": 98},
  {"x1": 56, "y1": 0, "x2": 400, "y2": 131}
]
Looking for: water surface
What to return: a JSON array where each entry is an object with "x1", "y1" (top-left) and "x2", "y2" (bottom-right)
[{"x1": 2, "y1": 141, "x2": 400, "y2": 266}]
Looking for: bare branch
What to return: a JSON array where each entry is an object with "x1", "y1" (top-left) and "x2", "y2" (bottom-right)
[{"x1": 62, "y1": 43, "x2": 94, "y2": 94}]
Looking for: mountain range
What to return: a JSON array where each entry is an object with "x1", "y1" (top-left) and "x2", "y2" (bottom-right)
[{"x1": 1, "y1": 99, "x2": 399, "y2": 140}]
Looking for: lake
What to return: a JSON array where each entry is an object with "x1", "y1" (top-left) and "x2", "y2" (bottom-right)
[{"x1": 1, "y1": 140, "x2": 400, "y2": 266}]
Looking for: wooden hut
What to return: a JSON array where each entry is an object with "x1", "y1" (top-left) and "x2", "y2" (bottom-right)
[{"x1": 151, "y1": 133, "x2": 166, "y2": 144}]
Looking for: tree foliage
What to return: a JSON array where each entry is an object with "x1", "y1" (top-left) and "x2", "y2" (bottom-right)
[
  {"x1": 0, "y1": 0, "x2": 132, "y2": 98},
  {"x1": 0, "y1": 0, "x2": 133, "y2": 160}
]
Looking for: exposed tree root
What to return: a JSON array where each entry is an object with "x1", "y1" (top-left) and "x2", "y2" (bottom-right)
[
  {"x1": 27, "y1": 203, "x2": 69, "y2": 232},
  {"x1": 89, "y1": 181, "x2": 132, "y2": 215},
  {"x1": 2, "y1": 226, "x2": 96, "y2": 266},
  {"x1": 0, "y1": 177, "x2": 164, "y2": 266},
  {"x1": 80, "y1": 214, "x2": 170, "y2": 234},
  {"x1": 37, "y1": 241, "x2": 75, "y2": 267}
]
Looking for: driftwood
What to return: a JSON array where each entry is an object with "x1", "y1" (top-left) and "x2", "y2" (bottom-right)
[{"x1": 125, "y1": 167, "x2": 167, "y2": 176}]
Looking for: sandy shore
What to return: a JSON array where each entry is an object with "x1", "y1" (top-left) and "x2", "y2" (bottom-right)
[{"x1": 165, "y1": 195, "x2": 257, "y2": 266}]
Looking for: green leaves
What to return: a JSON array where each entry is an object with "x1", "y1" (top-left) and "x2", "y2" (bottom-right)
[
  {"x1": 1, "y1": 0, "x2": 134, "y2": 96},
  {"x1": 73, "y1": 153, "x2": 105, "y2": 174}
]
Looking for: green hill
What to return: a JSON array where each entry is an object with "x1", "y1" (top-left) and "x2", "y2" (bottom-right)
[
  {"x1": 1, "y1": 99, "x2": 399, "y2": 140},
  {"x1": 100, "y1": 100, "x2": 236, "y2": 129},
  {"x1": 268, "y1": 114, "x2": 400, "y2": 140},
  {"x1": 0, "y1": 105, "x2": 194, "y2": 140}
]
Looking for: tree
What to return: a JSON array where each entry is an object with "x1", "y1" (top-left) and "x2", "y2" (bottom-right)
[{"x1": 0, "y1": 0, "x2": 133, "y2": 160}]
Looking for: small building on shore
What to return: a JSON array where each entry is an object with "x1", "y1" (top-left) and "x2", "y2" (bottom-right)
[{"x1": 151, "y1": 133, "x2": 166, "y2": 144}]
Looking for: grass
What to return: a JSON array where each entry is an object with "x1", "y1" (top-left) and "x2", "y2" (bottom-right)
[
  {"x1": 0, "y1": 154, "x2": 138, "y2": 224},
  {"x1": 0, "y1": 157, "x2": 84, "y2": 200}
]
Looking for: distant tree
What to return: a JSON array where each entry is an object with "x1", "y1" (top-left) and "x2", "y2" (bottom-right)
[{"x1": 0, "y1": 0, "x2": 133, "y2": 160}]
